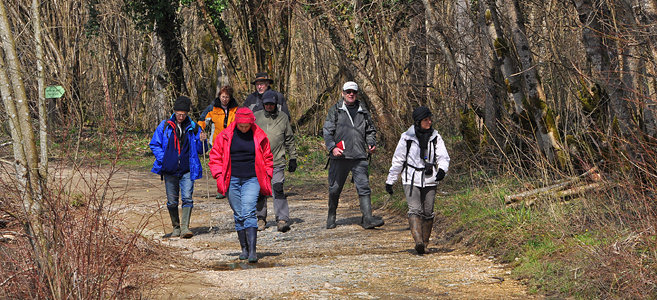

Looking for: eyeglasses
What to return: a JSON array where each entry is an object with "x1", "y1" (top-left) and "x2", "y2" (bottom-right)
[
  {"x1": 344, "y1": 90, "x2": 358, "y2": 95},
  {"x1": 175, "y1": 112, "x2": 188, "y2": 118}
]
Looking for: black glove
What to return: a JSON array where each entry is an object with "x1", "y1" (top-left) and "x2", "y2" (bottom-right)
[
  {"x1": 436, "y1": 169, "x2": 445, "y2": 181},
  {"x1": 385, "y1": 184, "x2": 394, "y2": 195},
  {"x1": 288, "y1": 159, "x2": 297, "y2": 173}
]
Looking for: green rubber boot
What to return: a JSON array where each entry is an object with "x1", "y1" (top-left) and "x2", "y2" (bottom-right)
[
  {"x1": 180, "y1": 207, "x2": 193, "y2": 239},
  {"x1": 168, "y1": 207, "x2": 181, "y2": 237}
]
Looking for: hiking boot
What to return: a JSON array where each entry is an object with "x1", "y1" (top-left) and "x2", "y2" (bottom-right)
[
  {"x1": 277, "y1": 220, "x2": 290, "y2": 232},
  {"x1": 180, "y1": 207, "x2": 194, "y2": 238},
  {"x1": 216, "y1": 193, "x2": 226, "y2": 199},
  {"x1": 257, "y1": 218, "x2": 266, "y2": 231}
]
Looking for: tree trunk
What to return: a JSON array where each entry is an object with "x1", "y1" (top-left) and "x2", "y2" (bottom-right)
[
  {"x1": 636, "y1": 0, "x2": 657, "y2": 136},
  {"x1": 486, "y1": 0, "x2": 525, "y2": 114},
  {"x1": 1, "y1": 4, "x2": 39, "y2": 179},
  {"x1": 195, "y1": 0, "x2": 231, "y2": 90},
  {"x1": 454, "y1": 0, "x2": 475, "y2": 102},
  {"x1": 151, "y1": 33, "x2": 169, "y2": 128},
  {"x1": 0, "y1": 0, "x2": 50, "y2": 290},
  {"x1": 572, "y1": 0, "x2": 632, "y2": 136},
  {"x1": 422, "y1": 0, "x2": 465, "y2": 105},
  {"x1": 478, "y1": 0, "x2": 504, "y2": 146},
  {"x1": 32, "y1": 0, "x2": 47, "y2": 177},
  {"x1": 506, "y1": 0, "x2": 564, "y2": 166},
  {"x1": 155, "y1": 8, "x2": 188, "y2": 97}
]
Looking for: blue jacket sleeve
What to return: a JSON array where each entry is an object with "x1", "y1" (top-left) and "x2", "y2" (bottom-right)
[
  {"x1": 197, "y1": 136, "x2": 209, "y2": 154},
  {"x1": 199, "y1": 104, "x2": 214, "y2": 121},
  {"x1": 149, "y1": 121, "x2": 166, "y2": 163}
]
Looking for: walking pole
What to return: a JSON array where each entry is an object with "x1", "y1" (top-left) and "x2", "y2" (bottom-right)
[
  {"x1": 203, "y1": 140, "x2": 210, "y2": 199},
  {"x1": 202, "y1": 119, "x2": 213, "y2": 201},
  {"x1": 201, "y1": 122, "x2": 212, "y2": 232},
  {"x1": 203, "y1": 140, "x2": 214, "y2": 232}
]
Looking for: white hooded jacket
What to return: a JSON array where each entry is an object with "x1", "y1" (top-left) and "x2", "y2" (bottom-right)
[{"x1": 386, "y1": 126, "x2": 450, "y2": 187}]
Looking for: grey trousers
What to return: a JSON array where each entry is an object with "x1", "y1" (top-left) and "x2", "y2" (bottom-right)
[
  {"x1": 256, "y1": 165, "x2": 289, "y2": 221},
  {"x1": 328, "y1": 159, "x2": 371, "y2": 198},
  {"x1": 403, "y1": 185, "x2": 436, "y2": 219}
]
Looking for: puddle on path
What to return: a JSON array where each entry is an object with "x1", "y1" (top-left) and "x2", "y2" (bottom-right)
[{"x1": 210, "y1": 261, "x2": 283, "y2": 271}]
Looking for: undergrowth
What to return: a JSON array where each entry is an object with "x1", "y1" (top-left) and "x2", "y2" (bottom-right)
[
  {"x1": 5, "y1": 123, "x2": 657, "y2": 299},
  {"x1": 367, "y1": 131, "x2": 657, "y2": 299}
]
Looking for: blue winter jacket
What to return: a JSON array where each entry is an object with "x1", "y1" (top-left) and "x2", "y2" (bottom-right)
[{"x1": 150, "y1": 114, "x2": 209, "y2": 180}]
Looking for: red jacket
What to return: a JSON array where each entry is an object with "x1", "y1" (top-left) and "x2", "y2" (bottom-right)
[{"x1": 209, "y1": 122, "x2": 273, "y2": 196}]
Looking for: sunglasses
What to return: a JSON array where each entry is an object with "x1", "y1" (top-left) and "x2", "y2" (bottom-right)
[{"x1": 344, "y1": 90, "x2": 358, "y2": 95}]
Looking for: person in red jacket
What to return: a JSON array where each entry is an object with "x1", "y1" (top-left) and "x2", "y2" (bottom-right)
[{"x1": 209, "y1": 107, "x2": 273, "y2": 263}]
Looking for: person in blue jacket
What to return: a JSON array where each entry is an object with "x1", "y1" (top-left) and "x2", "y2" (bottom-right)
[{"x1": 150, "y1": 96, "x2": 208, "y2": 238}]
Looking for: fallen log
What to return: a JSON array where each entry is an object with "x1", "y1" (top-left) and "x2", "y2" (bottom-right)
[
  {"x1": 554, "y1": 182, "x2": 603, "y2": 199},
  {"x1": 504, "y1": 166, "x2": 600, "y2": 205}
]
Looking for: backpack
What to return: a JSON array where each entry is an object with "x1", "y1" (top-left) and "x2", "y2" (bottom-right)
[{"x1": 402, "y1": 136, "x2": 437, "y2": 196}]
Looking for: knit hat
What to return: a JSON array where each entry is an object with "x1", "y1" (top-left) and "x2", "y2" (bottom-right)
[
  {"x1": 251, "y1": 72, "x2": 274, "y2": 85},
  {"x1": 173, "y1": 96, "x2": 191, "y2": 112},
  {"x1": 234, "y1": 107, "x2": 255, "y2": 124},
  {"x1": 262, "y1": 90, "x2": 277, "y2": 104},
  {"x1": 342, "y1": 81, "x2": 358, "y2": 91},
  {"x1": 412, "y1": 106, "x2": 433, "y2": 123}
]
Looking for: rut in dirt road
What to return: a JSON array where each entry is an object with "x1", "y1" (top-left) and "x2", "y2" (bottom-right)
[{"x1": 115, "y1": 170, "x2": 540, "y2": 299}]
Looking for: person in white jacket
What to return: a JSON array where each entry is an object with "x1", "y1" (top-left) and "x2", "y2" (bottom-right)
[{"x1": 385, "y1": 106, "x2": 450, "y2": 255}]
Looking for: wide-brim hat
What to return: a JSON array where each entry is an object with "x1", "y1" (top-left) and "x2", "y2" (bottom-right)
[{"x1": 251, "y1": 72, "x2": 274, "y2": 85}]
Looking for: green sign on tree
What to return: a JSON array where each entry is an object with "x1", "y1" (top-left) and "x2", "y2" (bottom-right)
[{"x1": 45, "y1": 86, "x2": 65, "y2": 98}]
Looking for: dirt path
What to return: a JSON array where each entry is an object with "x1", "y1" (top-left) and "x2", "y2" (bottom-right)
[{"x1": 97, "y1": 168, "x2": 541, "y2": 299}]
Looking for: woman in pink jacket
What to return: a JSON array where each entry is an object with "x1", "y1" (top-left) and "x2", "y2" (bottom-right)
[{"x1": 209, "y1": 107, "x2": 273, "y2": 263}]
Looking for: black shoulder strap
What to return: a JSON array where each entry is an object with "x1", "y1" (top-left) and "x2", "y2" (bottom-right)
[
  {"x1": 403, "y1": 139, "x2": 414, "y2": 196},
  {"x1": 405, "y1": 139, "x2": 413, "y2": 162},
  {"x1": 402, "y1": 139, "x2": 413, "y2": 177}
]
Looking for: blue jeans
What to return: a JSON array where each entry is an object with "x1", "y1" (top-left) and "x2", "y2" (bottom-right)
[
  {"x1": 163, "y1": 172, "x2": 194, "y2": 209},
  {"x1": 227, "y1": 176, "x2": 260, "y2": 231}
]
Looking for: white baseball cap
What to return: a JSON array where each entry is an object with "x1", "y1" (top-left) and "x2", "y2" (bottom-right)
[{"x1": 342, "y1": 81, "x2": 358, "y2": 91}]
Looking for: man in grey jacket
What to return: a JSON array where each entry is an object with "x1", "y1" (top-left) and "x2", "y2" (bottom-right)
[
  {"x1": 323, "y1": 81, "x2": 384, "y2": 229},
  {"x1": 254, "y1": 90, "x2": 297, "y2": 232}
]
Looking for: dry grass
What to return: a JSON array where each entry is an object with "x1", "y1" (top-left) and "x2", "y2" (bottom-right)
[
  {"x1": 0, "y1": 137, "x2": 169, "y2": 299},
  {"x1": 369, "y1": 128, "x2": 657, "y2": 299}
]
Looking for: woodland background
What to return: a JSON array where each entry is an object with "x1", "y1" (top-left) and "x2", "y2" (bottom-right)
[{"x1": 2, "y1": 0, "x2": 657, "y2": 298}]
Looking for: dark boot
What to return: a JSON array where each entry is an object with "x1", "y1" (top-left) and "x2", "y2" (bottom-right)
[
  {"x1": 326, "y1": 195, "x2": 339, "y2": 229},
  {"x1": 257, "y1": 217, "x2": 267, "y2": 231},
  {"x1": 168, "y1": 207, "x2": 181, "y2": 237},
  {"x1": 359, "y1": 195, "x2": 384, "y2": 229},
  {"x1": 422, "y1": 217, "x2": 433, "y2": 253},
  {"x1": 237, "y1": 230, "x2": 248, "y2": 260},
  {"x1": 180, "y1": 207, "x2": 193, "y2": 238},
  {"x1": 409, "y1": 215, "x2": 425, "y2": 254},
  {"x1": 246, "y1": 227, "x2": 258, "y2": 263}
]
